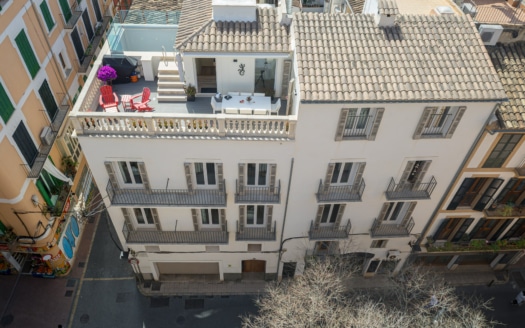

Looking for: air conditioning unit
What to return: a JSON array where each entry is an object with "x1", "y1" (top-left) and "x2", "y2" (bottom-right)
[
  {"x1": 479, "y1": 24, "x2": 504, "y2": 46},
  {"x1": 387, "y1": 250, "x2": 401, "y2": 260},
  {"x1": 40, "y1": 126, "x2": 54, "y2": 146},
  {"x1": 461, "y1": 3, "x2": 477, "y2": 18}
]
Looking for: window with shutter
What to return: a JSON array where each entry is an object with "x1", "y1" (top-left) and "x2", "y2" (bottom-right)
[
  {"x1": 40, "y1": 1, "x2": 55, "y2": 31},
  {"x1": 15, "y1": 30, "x2": 40, "y2": 79},
  {"x1": 0, "y1": 82, "x2": 14, "y2": 123},
  {"x1": 59, "y1": 0, "x2": 72, "y2": 22},
  {"x1": 335, "y1": 108, "x2": 384, "y2": 140},
  {"x1": 414, "y1": 106, "x2": 466, "y2": 139},
  {"x1": 200, "y1": 209, "x2": 221, "y2": 228},
  {"x1": 131, "y1": 208, "x2": 157, "y2": 229},
  {"x1": 38, "y1": 79, "x2": 58, "y2": 120},
  {"x1": 381, "y1": 202, "x2": 414, "y2": 223},
  {"x1": 117, "y1": 161, "x2": 143, "y2": 185},
  {"x1": 13, "y1": 122, "x2": 38, "y2": 167},
  {"x1": 483, "y1": 134, "x2": 522, "y2": 168}
]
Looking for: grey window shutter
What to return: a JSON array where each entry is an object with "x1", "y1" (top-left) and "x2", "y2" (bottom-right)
[
  {"x1": 104, "y1": 162, "x2": 118, "y2": 189},
  {"x1": 401, "y1": 202, "x2": 416, "y2": 225},
  {"x1": 399, "y1": 161, "x2": 416, "y2": 190},
  {"x1": 220, "y1": 209, "x2": 226, "y2": 232},
  {"x1": 413, "y1": 160, "x2": 431, "y2": 186},
  {"x1": 121, "y1": 208, "x2": 134, "y2": 231},
  {"x1": 323, "y1": 163, "x2": 336, "y2": 192},
  {"x1": 368, "y1": 108, "x2": 384, "y2": 141},
  {"x1": 432, "y1": 219, "x2": 450, "y2": 240},
  {"x1": 151, "y1": 208, "x2": 161, "y2": 231},
  {"x1": 496, "y1": 178, "x2": 518, "y2": 203},
  {"x1": 191, "y1": 209, "x2": 199, "y2": 231},
  {"x1": 239, "y1": 205, "x2": 245, "y2": 233},
  {"x1": 184, "y1": 163, "x2": 193, "y2": 191},
  {"x1": 335, "y1": 109, "x2": 349, "y2": 141},
  {"x1": 217, "y1": 163, "x2": 224, "y2": 191},
  {"x1": 413, "y1": 107, "x2": 434, "y2": 139},
  {"x1": 351, "y1": 163, "x2": 366, "y2": 193},
  {"x1": 137, "y1": 162, "x2": 150, "y2": 190},
  {"x1": 266, "y1": 205, "x2": 273, "y2": 232},
  {"x1": 269, "y1": 164, "x2": 277, "y2": 191},
  {"x1": 445, "y1": 106, "x2": 466, "y2": 139},
  {"x1": 378, "y1": 203, "x2": 390, "y2": 221},
  {"x1": 238, "y1": 163, "x2": 245, "y2": 194},
  {"x1": 334, "y1": 204, "x2": 346, "y2": 228},
  {"x1": 314, "y1": 205, "x2": 324, "y2": 229},
  {"x1": 451, "y1": 218, "x2": 474, "y2": 242},
  {"x1": 474, "y1": 178, "x2": 504, "y2": 211},
  {"x1": 281, "y1": 60, "x2": 292, "y2": 96}
]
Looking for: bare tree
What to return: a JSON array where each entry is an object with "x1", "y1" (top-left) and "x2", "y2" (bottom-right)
[{"x1": 241, "y1": 259, "x2": 499, "y2": 328}]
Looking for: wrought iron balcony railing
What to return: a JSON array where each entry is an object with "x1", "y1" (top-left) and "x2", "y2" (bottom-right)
[
  {"x1": 236, "y1": 220, "x2": 276, "y2": 241},
  {"x1": 26, "y1": 95, "x2": 70, "y2": 178},
  {"x1": 61, "y1": 0, "x2": 83, "y2": 29},
  {"x1": 122, "y1": 221, "x2": 228, "y2": 244},
  {"x1": 308, "y1": 220, "x2": 351, "y2": 240},
  {"x1": 106, "y1": 180, "x2": 227, "y2": 207},
  {"x1": 316, "y1": 179, "x2": 365, "y2": 202},
  {"x1": 370, "y1": 217, "x2": 414, "y2": 238},
  {"x1": 78, "y1": 16, "x2": 112, "y2": 73},
  {"x1": 385, "y1": 176, "x2": 437, "y2": 200},
  {"x1": 235, "y1": 180, "x2": 281, "y2": 204}
]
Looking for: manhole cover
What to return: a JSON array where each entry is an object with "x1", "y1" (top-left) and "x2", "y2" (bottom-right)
[
  {"x1": 184, "y1": 299, "x2": 204, "y2": 310},
  {"x1": 176, "y1": 316, "x2": 186, "y2": 325},
  {"x1": 150, "y1": 297, "x2": 170, "y2": 308},
  {"x1": 0, "y1": 314, "x2": 14, "y2": 326},
  {"x1": 80, "y1": 314, "x2": 89, "y2": 323},
  {"x1": 65, "y1": 290, "x2": 73, "y2": 297}
]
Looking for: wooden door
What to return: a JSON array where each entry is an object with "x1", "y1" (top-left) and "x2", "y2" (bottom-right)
[{"x1": 242, "y1": 260, "x2": 266, "y2": 273}]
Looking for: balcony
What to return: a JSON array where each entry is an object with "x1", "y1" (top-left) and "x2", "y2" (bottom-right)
[
  {"x1": 106, "y1": 181, "x2": 227, "y2": 207},
  {"x1": 316, "y1": 179, "x2": 365, "y2": 202},
  {"x1": 236, "y1": 220, "x2": 276, "y2": 241},
  {"x1": 61, "y1": 0, "x2": 83, "y2": 29},
  {"x1": 370, "y1": 218, "x2": 414, "y2": 238},
  {"x1": 235, "y1": 180, "x2": 281, "y2": 204},
  {"x1": 385, "y1": 176, "x2": 437, "y2": 200},
  {"x1": 123, "y1": 222, "x2": 228, "y2": 244},
  {"x1": 26, "y1": 95, "x2": 70, "y2": 178},
  {"x1": 78, "y1": 16, "x2": 112, "y2": 73},
  {"x1": 308, "y1": 220, "x2": 351, "y2": 240},
  {"x1": 69, "y1": 65, "x2": 296, "y2": 141},
  {"x1": 484, "y1": 201, "x2": 525, "y2": 218}
]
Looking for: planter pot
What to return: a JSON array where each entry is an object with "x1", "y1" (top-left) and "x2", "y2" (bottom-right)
[{"x1": 187, "y1": 95, "x2": 196, "y2": 102}]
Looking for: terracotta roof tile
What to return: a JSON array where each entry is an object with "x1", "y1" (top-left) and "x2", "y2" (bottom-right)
[
  {"x1": 489, "y1": 42, "x2": 525, "y2": 129},
  {"x1": 177, "y1": 6, "x2": 290, "y2": 53},
  {"x1": 294, "y1": 13, "x2": 507, "y2": 103}
]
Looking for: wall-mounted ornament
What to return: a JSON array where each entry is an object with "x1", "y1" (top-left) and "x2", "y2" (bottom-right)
[{"x1": 238, "y1": 63, "x2": 245, "y2": 76}]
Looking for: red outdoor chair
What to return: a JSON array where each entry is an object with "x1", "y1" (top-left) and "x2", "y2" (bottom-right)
[
  {"x1": 99, "y1": 85, "x2": 119, "y2": 111},
  {"x1": 130, "y1": 87, "x2": 154, "y2": 112}
]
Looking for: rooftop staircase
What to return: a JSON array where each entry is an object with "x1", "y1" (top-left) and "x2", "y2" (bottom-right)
[{"x1": 157, "y1": 61, "x2": 186, "y2": 102}]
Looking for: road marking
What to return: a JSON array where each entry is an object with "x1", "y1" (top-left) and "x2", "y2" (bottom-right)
[{"x1": 83, "y1": 277, "x2": 135, "y2": 281}]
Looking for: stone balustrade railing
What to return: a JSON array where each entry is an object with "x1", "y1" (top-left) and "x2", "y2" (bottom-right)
[{"x1": 69, "y1": 112, "x2": 297, "y2": 139}]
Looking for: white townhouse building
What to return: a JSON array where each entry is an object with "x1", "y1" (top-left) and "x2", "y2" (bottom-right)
[{"x1": 69, "y1": 0, "x2": 506, "y2": 282}]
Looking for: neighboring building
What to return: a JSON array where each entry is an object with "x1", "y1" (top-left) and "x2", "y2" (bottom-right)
[
  {"x1": 414, "y1": 6, "x2": 525, "y2": 273},
  {"x1": 69, "y1": 0, "x2": 507, "y2": 283},
  {"x1": 0, "y1": 0, "x2": 111, "y2": 276}
]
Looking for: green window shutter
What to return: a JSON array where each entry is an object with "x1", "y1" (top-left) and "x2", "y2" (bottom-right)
[
  {"x1": 38, "y1": 80, "x2": 58, "y2": 120},
  {"x1": 40, "y1": 1, "x2": 55, "y2": 31},
  {"x1": 59, "y1": 0, "x2": 72, "y2": 22},
  {"x1": 15, "y1": 30, "x2": 40, "y2": 79},
  {"x1": 0, "y1": 83, "x2": 15, "y2": 123}
]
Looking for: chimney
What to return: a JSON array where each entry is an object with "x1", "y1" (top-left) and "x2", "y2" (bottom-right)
[
  {"x1": 375, "y1": 0, "x2": 399, "y2": 27},
  {"x1": 212, "y1": 0, "x2": 257, "y2": 22}
]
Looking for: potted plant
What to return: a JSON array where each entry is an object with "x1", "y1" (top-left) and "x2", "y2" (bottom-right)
[
  {"x1": 185, "y1": 84, "x2": 196, "y2": 101},
  {"x1": 97, "y1": 65, "x2": 117, "y2": 85},
  {"x1": 61, "y1": 156, "x2": 78, "y2": 177}
]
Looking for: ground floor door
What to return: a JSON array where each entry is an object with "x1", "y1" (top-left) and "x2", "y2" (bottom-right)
[{"x1": 242, "y1": 260, "x2": 266, "y2": 280}]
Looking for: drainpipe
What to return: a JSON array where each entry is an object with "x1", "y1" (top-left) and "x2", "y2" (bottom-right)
[
  {"x1": 415, "y1": 104, "x2": 502, "y2": 248},
  {"x1": 276, "y1": 158, "x2": 294, "y2": 280}
]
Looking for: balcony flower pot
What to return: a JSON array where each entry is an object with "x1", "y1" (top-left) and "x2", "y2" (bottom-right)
[{"x1": 185, "y1": 84, "x2": 196, "y2": 102}]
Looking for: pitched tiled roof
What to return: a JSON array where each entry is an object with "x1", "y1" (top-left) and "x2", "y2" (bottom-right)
[
  {"x1": 175, "y1": 0, "x2": 214, "y2": 49},
  {"x1": 488, "y1": 42, "x2": 525, "y2": 129},
  {"x1": 379, "y1": 0, "x2": 399, "y2": 15},
  {"x1": 294, "y1": 13, "x2": 507, "y2": 103},
  {"x1": 347, "y1": 0, "x2": 365, "y2": 14},
  {"x1": 176, "y1": 6, "x2": 290, "y2": 53}
]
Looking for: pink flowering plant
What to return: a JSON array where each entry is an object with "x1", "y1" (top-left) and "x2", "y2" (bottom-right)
[{"x1": 97, "y1": 65, "x2": 117, "y2": 83}]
